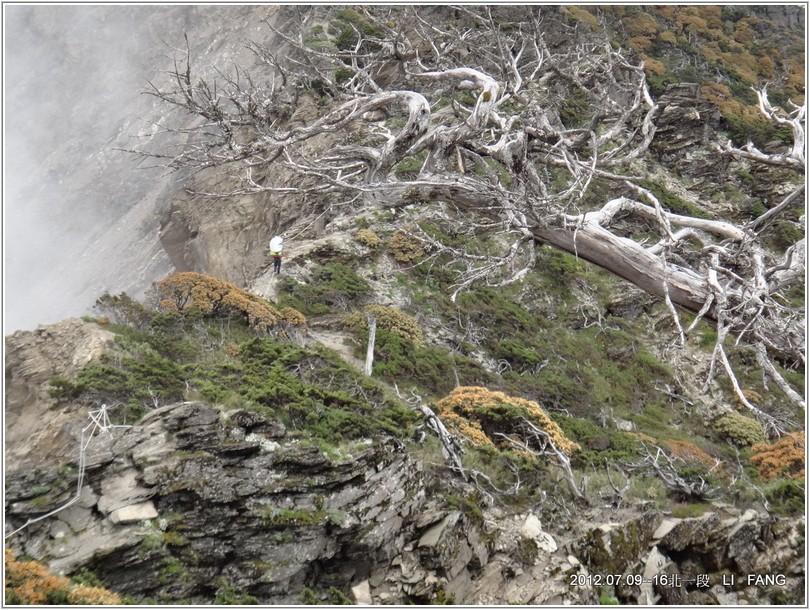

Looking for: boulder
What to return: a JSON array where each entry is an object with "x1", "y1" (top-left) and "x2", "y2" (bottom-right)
[{"x1": 108, "y1": 501, "x2": 158, "y2": 524}]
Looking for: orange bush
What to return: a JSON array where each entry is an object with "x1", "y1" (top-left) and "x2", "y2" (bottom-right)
[
  {"x1": 624, "y1": 11, "x2": 659, "y2": 38},
  {"x1": 640, "y1": 55, "x2": 667, "y2": 76},
  {"x1": 664, "y1": 439, "x2": 717, "y2": 469},
  {"x1": 673, "y1": 8, "x2": 708, "y2": 36},
  {"x1": 564, "y1": 6, "x2": 599, "y2": 30},
  {"x1": 153, "y1": 272, "x2": 305, "y2": 333},
  {"x1": 5, "y1": 549, "x2": 122, "y2": 605},
  {"x1": 627, "y1": 36, "x2": 653, "y2": 53},
  {"x1": 700, "y1": 83, "x2": 762, "y2": 122},
  {"x1": 434, "y1": 386, "x2": 579, "y2": 456},
  {"x1": 750, "y1": 432, "x2": 805, "y2": 481}
]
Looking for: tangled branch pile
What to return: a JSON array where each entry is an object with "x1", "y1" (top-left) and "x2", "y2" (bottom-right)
[{"x1": 135, "y1": 6, "x2": 804, "y2": 434}]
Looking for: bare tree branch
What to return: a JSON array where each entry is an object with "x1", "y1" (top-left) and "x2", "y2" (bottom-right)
[{"x1": 134, "y1": 6, "x2": 805, "y2": 428}]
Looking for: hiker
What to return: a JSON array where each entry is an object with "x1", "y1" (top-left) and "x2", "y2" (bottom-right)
[{"x1": 269, "y1": 235, "x2": 284, "y2": 274}]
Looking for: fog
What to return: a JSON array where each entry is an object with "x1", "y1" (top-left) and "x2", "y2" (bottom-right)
[{"x1": 3, "y1": 5, "x2": 188, "y2": 333}]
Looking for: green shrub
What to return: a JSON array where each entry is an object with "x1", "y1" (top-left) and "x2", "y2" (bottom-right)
[
  {"x1": 367, "y1": 330, "x2": 494, "y2": 397},
  {"x1": 393, "y1": 151, "x2": 428, "y2": 179},
  {"x1": 713, "y1": 412, "x2": 767, "y2": 447},
  {"x1": 54, "y1": 291, "x2": 417, "y2": 440},
  {"x1": 553, "y1": 416, "x2": 645, "y2": 466},
  {"x1": 538, "y1": 248, "x2": 588, "y2": 284},
  {"x1": 558, "y1": 88, "x2": 592, "y2": 128},
  {"x1": 330, "y1": 8, "x2": 382, "y2": 51},
  {"x1": 344, "y1": 304, "x2": 424, "y2": 344},
  {"x1": 763, "y1": 478, "x2": 805, "y2": 516},
  {"x1": 699, "y1": 328, "x2": 718, "y2": 348},
  {"x1": 771, "y1": 221, "x2": 803, "y2": 250},
  {"x1": 287, "y1": 262, "x2": 371, "y2": 314},
  {"x1": 334, "y1": 67, "x2": 354, "y2": 84},
  {"x1": 298, "y1": 587, "x2": 321, "y2": 605},
  {"x1": 721, "y1": 112, "x2": 793, "y2": 149},
  {"x1": 327, "y1": 587, "x2": 353, "y2": 605},
  {"x1": 635, "y1": 179, "x2": 712, "y2": 219},
  {"x1": 213, "y1": 580, "x2": 259, "y2": 605}
]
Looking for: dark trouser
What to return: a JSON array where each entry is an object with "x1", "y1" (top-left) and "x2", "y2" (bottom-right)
[{"x1": 273, "y1": 257, "x2": 282, "y2": 273}]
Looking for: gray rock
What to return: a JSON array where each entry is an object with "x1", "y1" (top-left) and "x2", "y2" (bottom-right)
[
  {"x1": 108, "y1": 500, "x2": 158, "y2": 524},
  {"x1": 352, "y1": 580, "x2": 372, "y2": 605},
  {"x1": 131, "y1": 432, "x2": 173, "y2": 466},
  {"x1": 520, "y1": 513, "x2": 543, "y2": 538},
  {"x1": 652, "y1": 517, "x2": 681, "y2": 541},
  {"x1": 50, "y1": 520, "x2": 72, "y2": 539},
  {"x1": 57, "y1": 505, "x2": 94, "y2": 533},
  {"x1": 419, "y1": 512, "x2": 460, "y2": 548},
  {"x1": 97, "y1": 469, "x2": 152, "y2": 514}
]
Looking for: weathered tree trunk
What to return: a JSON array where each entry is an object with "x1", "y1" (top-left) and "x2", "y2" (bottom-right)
[
  {"x1": 532, "y1": 223, "x2": 708, "y2": 312},
  {"x1": 364, "y1": 314, "x2": 376, "y2": 377},
  {"x1": 532, "y1": 222, "x2": 804, "y2": 367}
]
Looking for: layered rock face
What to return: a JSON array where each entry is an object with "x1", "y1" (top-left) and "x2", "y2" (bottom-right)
[{"x1": 5, "y1": 322, "x2": 805, "y2": 605}]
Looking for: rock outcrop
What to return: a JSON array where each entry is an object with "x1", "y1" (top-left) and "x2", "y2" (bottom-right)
[
  {"x1": 5, "y1": 318, "x2": 805, "y2": 606},
  {"x1": 5, "y1": 319, "x2": 116, "y2": 473},
  {"x1": 6, "y1": 396, "x2": 804, "y2": 605}
]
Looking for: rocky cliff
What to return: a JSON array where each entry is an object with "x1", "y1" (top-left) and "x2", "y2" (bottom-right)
[
  {"x1": 5, "y1": 4, "x2": 805, "y2": 606},
  {"x1": 4, "y1": 321, "x2": 805, "y2": 605}
]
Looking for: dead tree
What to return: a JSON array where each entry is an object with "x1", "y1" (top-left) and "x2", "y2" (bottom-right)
[
  {"x1": 494, "y1": 416, "x2": 588, "y2": 503},
  {"x1": 395, "y1": 385, "x2": 465, "y2": 477},
  {"x1": 134, "y1": 6, "x2": 805, "y2": 433},
  {"x1": 625, "y1": 443, "x2": 721, "y2": 501},
  {"x1": 363, "y1": 312, "x2": 377, "y2": 377}
]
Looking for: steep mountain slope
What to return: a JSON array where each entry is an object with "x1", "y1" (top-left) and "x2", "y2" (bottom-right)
[
  {"x1": 5, "y1": 5, "x2": 299, "y2": 330},
  {"x1": 4, "y1": 5, "x2": 805, "y2": 606}
]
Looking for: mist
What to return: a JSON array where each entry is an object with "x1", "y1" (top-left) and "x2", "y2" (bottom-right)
[{"x1": 3, "y1": 5, "x2": 193, "y2": 333}]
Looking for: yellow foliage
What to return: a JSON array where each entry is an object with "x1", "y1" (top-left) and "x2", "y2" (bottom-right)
[
  {"x1": 153, "y1": 272, "x2": 305, "y2": 333},
  {"x1": 624, "y1": 12, "x2": 659, "y2": 38},
  {"x1": 434, "y1": 386, "x2": 579, "y2": 456},
  {"x1": 628, "y1": 431, "x2": 657, "y2": 445},
  {"x1": 719, "y1": 49, "x2": 759, "y2": 84},
  {"x1": 388, "y1": 230, "x2": 425, "y2": 263},
  {"x1": 280, "y1": 307, "x2": 307, "y2": 326},
  {"x1": 784, "y1": 58, "x2": 805, "y2": 96},
  {"x1": 564, "y1": 6, "x2": 600, "y2": 30},
  {"x1": 5, "y1": 549, "x2": 123, "y2": 605},
  {"x1": 695, "y1": 6, "x2": 722, "y2": 30},
  {"x1": 750, "y1": 432, "x2": 805, "y2": 481},
  {"x1": 674, "y1": 7, "x2": 708, "y2": 36},
  {"x1": 640, "y1": 55, "x2": 667, "y2": 76},
  {"x1": 665, "y1": 439, "x2": 718, "y2": 468},
  {"x1": 627, "y1": 36, "x2": 652, "y2": 53},
  {"x1": 655, "y1": 6, "x2": 675, "y2": 21},
  {"x1": 758, "y1": 55, "x2": 776, "y2": 79},
  {"x1": 355, "y1": 228, "x2": 381, "y2": 248},
  {"x1": 733, "y1": 17, "x2": 757, "y2": 45},
  {"x1": 657, "y1": 31, "x2": 677, "y2": 45},
  {"x1": 344, "y1": 304, "x2": 424, "y2": 345},
  {"x1": 67, "y1": 584, "x2": 125, "y2": 605},
  {"x1": 700, "y1": 83, "x2": 762, "y2": 122}
]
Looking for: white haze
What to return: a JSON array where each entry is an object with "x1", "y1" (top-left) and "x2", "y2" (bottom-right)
[
  {"x1": 4, "y1": 5, "x2": 296, "y2": 334},
  {"x1": 3, "y1": 5, "x2": 186, "y2": 333}
]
